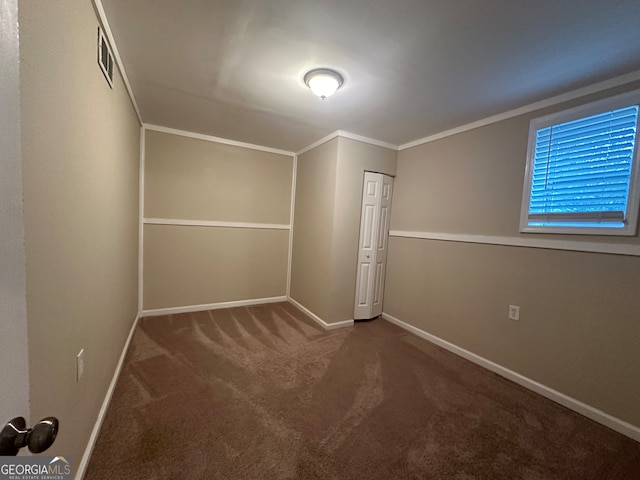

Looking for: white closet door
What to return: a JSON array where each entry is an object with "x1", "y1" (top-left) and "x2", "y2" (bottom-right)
[{"x1": 354, "y1": 172, "x2": 393, "y2": 320}]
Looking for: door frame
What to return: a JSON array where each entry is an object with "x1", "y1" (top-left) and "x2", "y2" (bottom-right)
[{"x1": 0, "y1": 0, "x2": 31, "y2": 424}]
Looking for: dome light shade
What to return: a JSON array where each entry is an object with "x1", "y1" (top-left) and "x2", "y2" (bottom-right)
[{"x1": 304, "y1": 68, "x2": 344, "y2": 99}]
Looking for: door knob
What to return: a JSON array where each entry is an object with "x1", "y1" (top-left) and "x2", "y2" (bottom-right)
[
  {"x1": 366, "y1": 254, "x2": 370, "y2": 258},
  {"x1": 0, "y1": 416, "x2": 59, "y2": 456}
]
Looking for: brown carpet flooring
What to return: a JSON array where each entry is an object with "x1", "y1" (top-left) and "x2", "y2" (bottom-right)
[{"x1": 85, "y1": 302, "x2": 640, "y2": 479}]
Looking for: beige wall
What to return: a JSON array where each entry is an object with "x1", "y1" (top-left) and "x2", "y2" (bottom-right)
[
  {"x1": 290, "y1": 138, "x2": 339, "y2": 321},
  {"x1": 391, "y1": 82, "x2": 640, "y2": 246},
  {"x1": 145, "y1": 130, "x2": 292, "y2": 224},
  {"x1": 329, "y1": 138, "x2": 397, "y2": 323},
  {"x1": 290, "y1": 136, "x2": 397, "y2": 324},
  {"x1": 386, "y1": 83, "x2": 640, "y2": 427},
  {"x1": 20, "y1": 0, "x2": 140, "y2": 464},
  {"x1": 143, "y1": 130, "x2": 293, "y2": 310},
  {"x1": 144, "y1": 225, "x2": 288, "y2": 309}
]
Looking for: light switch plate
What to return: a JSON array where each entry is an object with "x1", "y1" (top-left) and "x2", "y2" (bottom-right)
[{"x1": 77, "y1": 349, "x2": 85, "y2": 382}]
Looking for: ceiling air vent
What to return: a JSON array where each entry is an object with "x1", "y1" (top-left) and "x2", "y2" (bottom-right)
[{"x1": 97, "y1": 27, "x2": 113, "y2": 88}]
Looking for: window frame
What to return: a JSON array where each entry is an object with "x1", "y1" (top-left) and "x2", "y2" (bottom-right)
[{"x1": 519, "y1": 90, "x2": 640, "y2": 236}]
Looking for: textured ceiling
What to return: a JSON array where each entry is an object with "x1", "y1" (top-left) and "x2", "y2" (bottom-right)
[{"x1": 101, "y1": 0, "x2": 640, "y2": 151}]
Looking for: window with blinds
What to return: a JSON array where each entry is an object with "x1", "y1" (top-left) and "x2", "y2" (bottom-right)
[{"x1": 520, "y1": 91, "x2": 640, "y2": 235}]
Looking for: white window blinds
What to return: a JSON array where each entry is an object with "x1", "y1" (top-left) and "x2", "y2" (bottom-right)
[{"x1": 521, "y1": 92, "x2": 640, "y2": 235}]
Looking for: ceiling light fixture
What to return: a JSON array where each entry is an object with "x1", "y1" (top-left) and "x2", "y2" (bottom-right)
[{"x1": 304, "y1": 68, "x2": 344, "y2": 100}]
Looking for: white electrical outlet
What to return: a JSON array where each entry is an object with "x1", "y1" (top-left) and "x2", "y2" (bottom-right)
[
  {"x1": 508, "y1": 305, "x2": 520, "y2": 321},
  {"x1": 77, "y1": 349, "x2": 85, "y2": 382}
]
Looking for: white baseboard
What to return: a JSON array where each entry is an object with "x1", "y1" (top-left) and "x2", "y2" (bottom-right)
[
  {"x1": 75, "y1": 313, "x2": 141, "y2": 480},
  {"x1": 142, "y1": 296, "x2": 288, "y2": 317},
  {"x1": 288, "y1": 297, "x2": 354, "y2": 330},
  {"x1": 381, "y1": 312, "x2": 640, "y2": 443}
]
